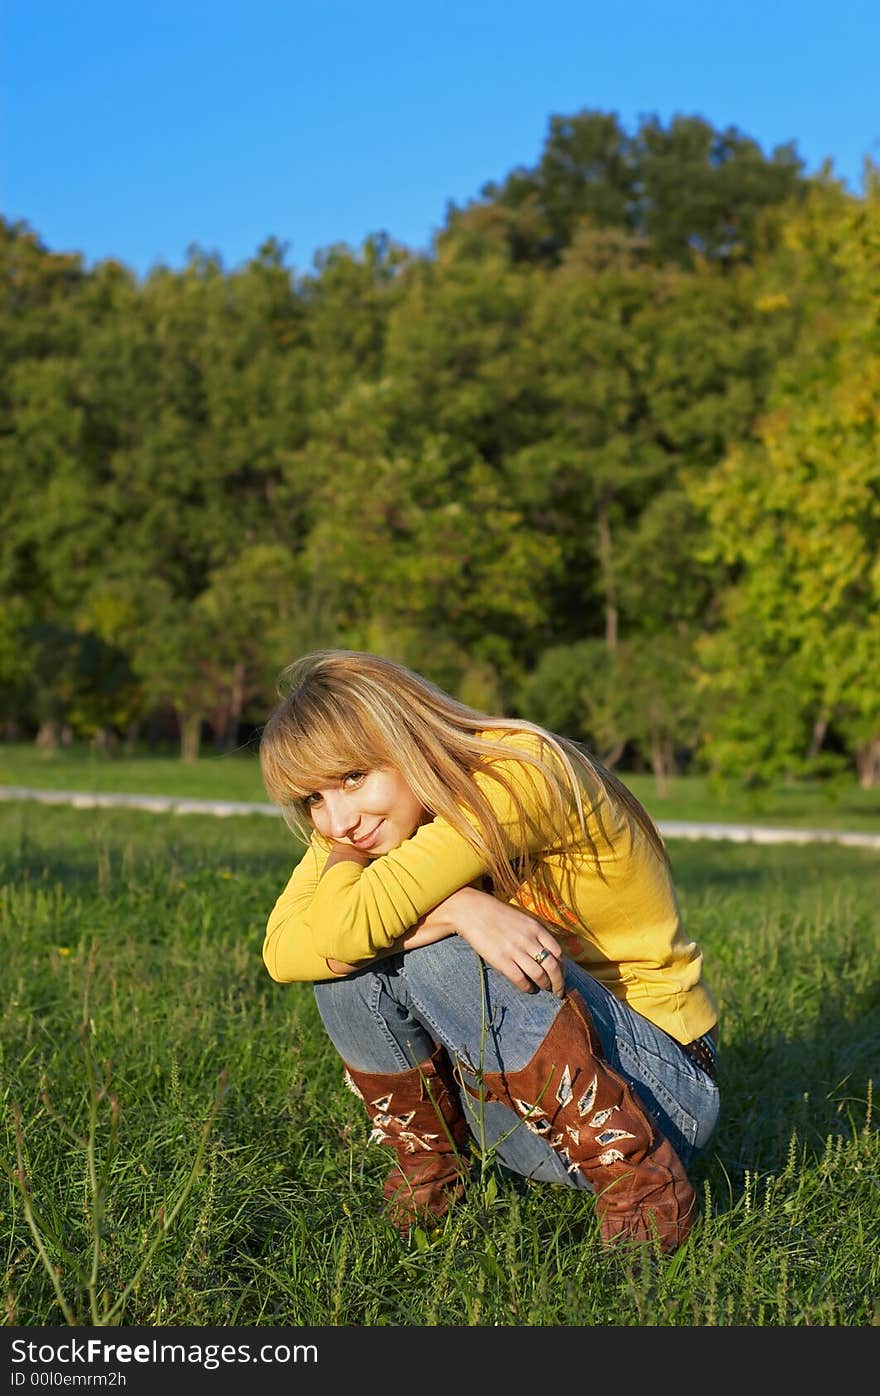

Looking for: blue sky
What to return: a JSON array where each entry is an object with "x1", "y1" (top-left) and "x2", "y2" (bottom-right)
[{"x1": 2, "y1": 1, "x2": 877, "y2": 279}]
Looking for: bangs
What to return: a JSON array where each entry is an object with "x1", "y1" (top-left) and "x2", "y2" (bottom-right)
[{"x1": 261, "y1": 690, "x2": 392, "y2": 805}]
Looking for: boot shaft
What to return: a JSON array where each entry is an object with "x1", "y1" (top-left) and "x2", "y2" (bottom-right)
[{"x1": 474, "y1": 990, "x2": 695, "y2": 1251}]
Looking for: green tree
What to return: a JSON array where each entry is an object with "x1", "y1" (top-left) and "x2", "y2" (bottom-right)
[
  {"x1": 693, "y1": 177, "x2": 880, "y2": 785},
  {"x1": 456, "y1": 109, "x2": 806, "y2": 267},
  {"x1": 516, "y1": 639, "x2": 631, "y2": 763},
  {"x1": 298, "y1": 380, "x2": 558, "y2": 699},
  {"x1": 507, "y1": 223, "x2": 784, "y2": 654}
]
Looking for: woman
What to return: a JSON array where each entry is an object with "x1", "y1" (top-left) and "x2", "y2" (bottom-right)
[{"x1": 259, "y1": 649, "x2": 720, "y2": 1253}]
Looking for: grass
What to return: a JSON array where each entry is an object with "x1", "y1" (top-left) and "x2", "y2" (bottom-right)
[
  {"x1": 1, "y1": 799, "x2": 878, "y2": 1327},
  {"x1": 3, "y1": 741, "x2": 880, "y2": 831},
  {"x1": 0, "y1": 743, "x2": 268, "y2": 804}
]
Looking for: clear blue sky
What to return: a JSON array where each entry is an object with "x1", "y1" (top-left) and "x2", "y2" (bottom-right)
[{"x1": 2, "y1": 0, "x2": 877, "y2": 280}]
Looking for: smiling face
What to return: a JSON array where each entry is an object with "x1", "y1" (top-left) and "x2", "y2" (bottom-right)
[{"x1": 305, "y1": 767, "x2": 427, "y2": 856}]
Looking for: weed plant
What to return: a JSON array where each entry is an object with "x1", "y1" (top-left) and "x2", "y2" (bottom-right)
[{"x1": 1, "y1": 803, "x2": 877, "y2": 1327}]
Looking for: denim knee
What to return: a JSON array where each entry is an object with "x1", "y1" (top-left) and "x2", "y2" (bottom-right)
[{"x1": 313, "y1": 964, "x2": 436, "y2": 1072}]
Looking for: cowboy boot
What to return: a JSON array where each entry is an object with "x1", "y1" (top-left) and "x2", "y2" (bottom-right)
[
  {"x1": 344, "y1": 1043, "x2": 472, "y2": 1235},
  {"x1": 473, "y1": 990, "x2": 695, "y2": 1252}
]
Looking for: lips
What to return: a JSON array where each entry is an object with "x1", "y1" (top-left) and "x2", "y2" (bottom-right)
[{"x1": 352, "y1": 821, "x2": 384, "y2": 851}]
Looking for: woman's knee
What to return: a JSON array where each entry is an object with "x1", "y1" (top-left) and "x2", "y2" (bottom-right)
[
  {"x1": 314, "y1": 966, "x2": 373, "y2": 1017},
  {"x1": 313, "y1": 964, "x2": 436, "y2": 1072},
  {"x1": 312, "y1": 967, "x2": 383, "y2": 1054},
  {"x1": 400, "y1": 935, "x2": 480, "y2": 1004}
]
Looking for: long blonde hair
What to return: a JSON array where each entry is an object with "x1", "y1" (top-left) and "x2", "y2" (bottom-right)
[{"x1": 259, "y1": 649, "x2": 668, "y2": 906}]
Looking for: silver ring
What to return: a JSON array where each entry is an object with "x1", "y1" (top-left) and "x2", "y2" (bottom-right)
[{"x1": 532, "y1": 947, "x2": 550, "y2": 965}]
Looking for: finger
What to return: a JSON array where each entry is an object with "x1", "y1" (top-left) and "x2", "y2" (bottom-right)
[
  {"x1": 510, "y1": 965, "x2": 541, "y2": 994},
  {"x1": 519, "y1": 951, "x2": 564, "y2": 997},
  {"x1": 511, "y1": 951, "x2": 548, "y2": 993},
  {"x1": 548, "y1": 957, "x2": 565, "y2": 997},
  {"x1": 527, "y1": 937, "x2": 563, "y2": 975},
  {"x1": 539, "y1": 954, "x2": 565, "y2": 998}
]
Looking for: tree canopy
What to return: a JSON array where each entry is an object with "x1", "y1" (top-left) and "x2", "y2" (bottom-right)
[{"x1": 2, "y1": 112, "x2": 876, "y2": 788}]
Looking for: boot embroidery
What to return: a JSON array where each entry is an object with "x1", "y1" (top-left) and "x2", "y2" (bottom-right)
[
  {"x1": 370, "y1": 1112, "x2": 395, "y2": 1131},
  {"x1": 369, "y1": 1124, "x2": 439, "y2": 1154},
  {"x1": 597, "y1": 1147, "x2": 626, "y2": 1166},
  {"x1": 595, "y1": 1127, "x2": 636, "y2": 1148},
  {"x1": 513, "y1": 1098, "x2": 551, "y2": 1133},
  {"x1": 589, "y1": 1105, "x2": 618, "y2": 1129},
  {"x1": 370, "y1": 1093, "x2": 394, "y2": 1113},
  {"x1": 388, "y1": 1110, "x2": 417, "y2": 1129},
  {"x1": 343, "y1": 1069, "x2": 364, "y2": 1100},
  {"x1": 399, "y1": 1129, "x2": 440, "y2": 1154},
  {"x1": 556, "y1": 1065, "x2": 574, "y2": 1108},
  {"x1": 577, "y1": 1074, "x2": 599, "y2": 1117},
  {"x1": 524, "y1": 1116, "x2": 552, "y2": 1136}
]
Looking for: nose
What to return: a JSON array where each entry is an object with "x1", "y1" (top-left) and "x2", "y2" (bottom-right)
[{"x1": 321, "y1": 790, "x2": 358, "y2": 840}]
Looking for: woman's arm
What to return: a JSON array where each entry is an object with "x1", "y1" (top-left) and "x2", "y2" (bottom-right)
[
  {"x1": 266, "y1": 743, "x2": 563, "y2": 981},
  {"x1": 327, "y1": 880, "x2": 565, "y2": 998},
  {"x1": 263, "y1": 836, "x2": 473, "y2": 983},
  {"x1": 324, "y1": 913, "x2": 455, "y2": 975},
  {"x1": 302, "y1": 749, "x2": 561, "y2": 966},
  {"x1": 422, "y1": 886, "x2": 565, "y2": 997},
  {"x1": 323, "y1": 842, "x2": 459, "y2": 973}
]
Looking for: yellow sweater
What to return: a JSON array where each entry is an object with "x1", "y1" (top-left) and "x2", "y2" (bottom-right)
[{"x1": 262, "y1": 732, "x2": 717, "y2": 1044}]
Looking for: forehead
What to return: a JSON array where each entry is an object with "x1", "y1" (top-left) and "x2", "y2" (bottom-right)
[{"x1": 285, "y1": 739, "x2": 376, "y2": 796}]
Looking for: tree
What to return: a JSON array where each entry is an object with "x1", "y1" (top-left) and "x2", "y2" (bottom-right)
[
  {"x1": 297, "y1": 380, "x2": 558, "y2": 700},
  {"x1": 693, "y1": 177, "x2": 880, "y2": 785},
  {"x1": 506, "y1": 222, "x2": 784, "y2": 654},
  {"x1": 454, "y1": 109, "x2": 806, "y2": 268}
]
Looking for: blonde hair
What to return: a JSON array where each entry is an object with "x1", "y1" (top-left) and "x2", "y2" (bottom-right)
[{"x1": 259, "y1": 649, "x2": 668, "y2": 907}]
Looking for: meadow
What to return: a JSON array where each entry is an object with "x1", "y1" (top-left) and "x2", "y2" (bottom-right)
[{"x1": 1, "y1": 792, "x2": 878, "y2": 1327}]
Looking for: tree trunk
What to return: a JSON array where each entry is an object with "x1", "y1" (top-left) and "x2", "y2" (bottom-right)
[
  {"x1": 179, "y1": 712, "x2": 202, "y2": 763},
  {"x1": 599, "y1": 740, "x2": 626, "y2": 767},
  {"x1": 225, "y1": 660, "x2": 246, "y2": 751},
  {"x1": 208, "y1": 663, "x2": 248, "y2": 752},
  {"x1": 35, "y1": 721, "x2": 72, "y2": 749},
  {"x1": 855, "y1": 736, "x2": 880, "y2": 788},
  {"x1": 596, "y1": 503, "x2": 618, "y2": 652},
  {"x1": 807, "y1": 713, "x2": 829, "y2": 759},
  {"x1": 123, "y1": 720, "x2": 142, "y2": 755},
  {"x1": 90, "y1": 727, "x2": 118, "y2": 754},
  {"x1": 651, "y1": 736, "x2": 674, "y2": 798}
]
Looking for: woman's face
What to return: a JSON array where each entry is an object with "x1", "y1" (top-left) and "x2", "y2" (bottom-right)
[{"x1": 305, "y1": 767, "x2": 426, "y2": 856}]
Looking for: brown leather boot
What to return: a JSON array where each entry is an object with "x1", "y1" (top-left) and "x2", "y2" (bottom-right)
[
  {"x1": 473, "y1": 990, "x2": 695, "y2": 1253},
  {"x1": 344, "y1": 1044, "x2": 471, "y2": 1236}
]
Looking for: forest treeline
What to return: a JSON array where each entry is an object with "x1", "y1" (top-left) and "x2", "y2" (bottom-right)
[{"x1": 2, "y1": 111, "x2": 878, "y2": 789}]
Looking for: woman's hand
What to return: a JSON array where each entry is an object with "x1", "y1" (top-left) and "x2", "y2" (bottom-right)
[
  {"x1": 423, "y1": 886, "x2": 565, "y2": 998},
  {"x1": 322, "y1": 842, "x2": 371, "y2": 873}
]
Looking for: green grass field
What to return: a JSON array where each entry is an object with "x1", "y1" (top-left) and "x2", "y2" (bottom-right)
[
  {"x1": 2, "y1": 797, "x2": 877, "y2": 1327},
  {"x1": 3, "y1": 741, "x2": 880, "y2": 831}
]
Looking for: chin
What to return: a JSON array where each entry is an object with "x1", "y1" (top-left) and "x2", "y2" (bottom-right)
[{"x1": 368, "y1": 833, "x2": 403, "y2": 857}]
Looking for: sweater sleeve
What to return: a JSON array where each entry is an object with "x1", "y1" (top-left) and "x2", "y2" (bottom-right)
[
  {"x1": 263, "y1": 838, "x2": 351, "y2": 983},
  {"x1": 262, "y1": 737, "x2": 563, "y2": 980}
]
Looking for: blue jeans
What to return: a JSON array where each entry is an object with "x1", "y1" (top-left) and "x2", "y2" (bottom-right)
[{"x1": 313, "y1": 936, "x2": 720, "y2": 1182}]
